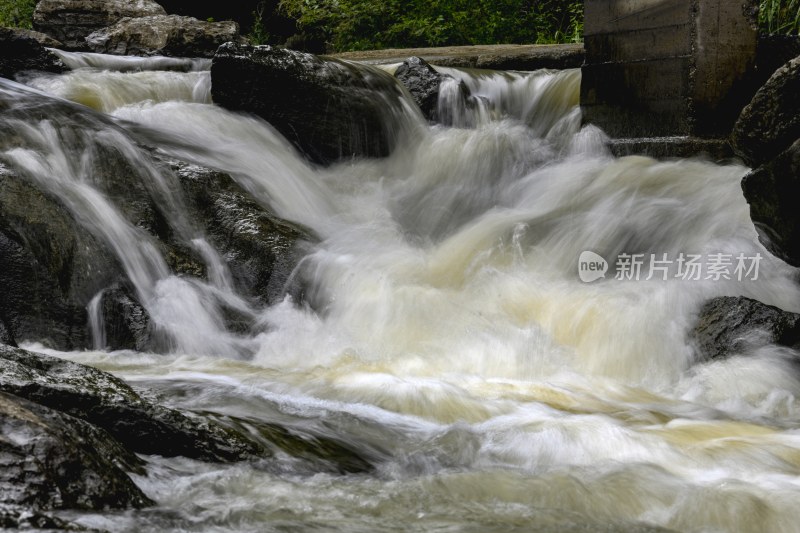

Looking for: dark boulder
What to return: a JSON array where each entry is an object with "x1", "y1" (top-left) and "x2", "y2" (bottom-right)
[
  {"x1": 33, "y1": 0, "x2": 166, "y2": 50},
  {"x1": 690, "y1": 296, "x2": 800, "y2": 361},
  {"x1": 0, "y1": 344, "x2": 264, "y2": 462},
  {"x1": 0, "y1": 164, "x2": 122, "y2": 349},
  {"x1": 0, "y1": 27, "x2": 66, "y2": 80},
  {"x1": 732, "y1": 55, "x2": 800, "y2": 167},
  {"x1": 167, "y1": 159, "x2": 312, "y2": 305},
  {"x1": 86, "y1": 15, "x2": 244, "y2": 58},
  {"x1": 394, "y1": 56, "x2": 445, "y2": 121},
  {"x1": 0, "y1": 391, "x2": 152, "y2": 511},
  {"x1": 741, "y1": 138, "x2": 800, "y2": 266},
  {"x1": 211, "y1": 43, "x2": 408, "y2": 165},
  {"x1": 97, "y1": 283, "x2": 152, "y2": 351},
  {"x1": 0, "y1": 317, "x2": 16, "y2": 347}
]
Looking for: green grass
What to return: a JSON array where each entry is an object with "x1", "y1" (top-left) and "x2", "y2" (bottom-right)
[
  {"x1": 0, "y1": 0, "x2": 35, "y2": 29},
  {"x1": 760, "y1": 0, "x2": 800, "y2": 34}
]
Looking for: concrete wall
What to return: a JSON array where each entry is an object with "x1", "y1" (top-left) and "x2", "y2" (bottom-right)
[{"x1": 581, "y1": 0, "x2": 758, "y2": 138}]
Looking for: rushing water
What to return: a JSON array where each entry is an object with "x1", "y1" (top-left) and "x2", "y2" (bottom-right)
[{"x1": 3, "y1": 53, "x2": 800, "y2": 532}]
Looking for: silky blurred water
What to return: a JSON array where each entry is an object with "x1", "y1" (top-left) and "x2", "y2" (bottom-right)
[{"x1": 5, "y1": 52, "x2": 800, "y2": 532}]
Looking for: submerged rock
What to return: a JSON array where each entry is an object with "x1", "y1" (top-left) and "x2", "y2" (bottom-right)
[
  {"x1": 0, "y1": 391, "x2": 152, "y2": 511},
  {"x1": 86, "y1": 15, "x2": 243, "y2": 58},
  {"x1": 0, "y1": 344, "x2": 264, "y2": 462},
  {"x1": 211, "y1": 43, "x2": 409, "y2": 165},
  {"x1": 0, "y1": 27, "x2": 67, "y2": 80},
  {"x1": 732, "y1": 55, "x2": 800, "y2": 167},
  {"x1": 394, "y1": 56, "x2": 444, "y2": 121},
  {"x1": 33, "y1": 0, "x2": 166, "y2": 50},
  {"x1": 741, "y1": 139, "x2": 800, "y2": 266},
  {"x1": 690, "y1": 296, "x2": 800, "y2": 360}
]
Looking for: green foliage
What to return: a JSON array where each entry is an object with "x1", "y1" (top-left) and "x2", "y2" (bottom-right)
[
  {"x1": 760, "y1": 0, "x2": 800, "y2": 34},
  {"x1": 0, "y1": 0, "x2": 36, "y2": 29},
  {"x1": 248, "y1": 1, "x2": 272, "y2": 44},
  {"x1": 279, "y1": 0, "x2": 583, "y2": 52}
]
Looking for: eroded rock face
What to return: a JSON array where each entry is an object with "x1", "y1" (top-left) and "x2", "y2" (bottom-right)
[
  {"x1": 0, "y1": 391, "x2": 152, "y2": 511},
  {"x1": 0, "y1": 27, "x2": 66, "y2": 80},
  {"x1": 741, "y1": 139, "x2": 800, "y2": 266},
  {"x1": 0, "y1": 344, "x2": 264, "y2": 463},
  {"x1": 211, "y1": 43, "x2": 409, "y2": 165},
  {"x1": 690, "y1": 296, "x2": 800, "y2": 361},
  {"x1": 33, "y1": 0, "x2": 166, "y2": 50},
  {"x1": 732, "y1": 55, "x2": 800, "y2": 167},
  {"x1": 86, "y1": 15, "x2": 243, "y2": 58}
]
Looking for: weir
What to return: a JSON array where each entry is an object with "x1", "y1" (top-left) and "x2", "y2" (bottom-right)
[{"x1": 580, "y1": 0, "x2": 759, "y2": 140}]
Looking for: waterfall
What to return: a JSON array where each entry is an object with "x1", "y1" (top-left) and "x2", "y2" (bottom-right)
[{"x1": 3, "y1": 51, "x2": 800, "y2": 532}]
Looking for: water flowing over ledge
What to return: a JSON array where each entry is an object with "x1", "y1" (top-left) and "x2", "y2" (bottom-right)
[{"x1": 2, "y1": 51, "x2": 800, "y2": 532}]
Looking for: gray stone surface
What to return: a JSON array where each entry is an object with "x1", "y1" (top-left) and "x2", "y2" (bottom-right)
[
  {"x1": 33, "y1": 0, "x2": 166, "y2": 50},
  {"x1": 0, "y1": 27, "x2": 66, "y2": 79},
  {"x1": 86, "y1": 15, "x2": 243, "y2": 58},
  {"x1": 581, "y1": 0, "x2": 759, "y2": 138},
  {"x1": 334, "y1": 43, "x2": 585, "y2": 70},
  {"x1": 211, "y1": 43, "x2": 409, "y2": 165},
  {"x1": 0, "y1": 343, "x2": 264, "y2": 462},
  {"x1": 732, "y1": 56, "x2": 800, "y2": 167},
  {"x1": 394, "y1": 56, "x2": 445, "y2": 121},
  {"x1": 691, "y1": 296, "x2": 800, "y2": 360},
  {"x1": 0, "y1": 391, "x2": 152, "y2": 511},
  {"x1": 741, "y1": 138, "x2": 800, "y2": 267}
]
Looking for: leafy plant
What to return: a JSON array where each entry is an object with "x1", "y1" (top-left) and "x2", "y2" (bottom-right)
[
  {"x1": 247, "y1": 1, "x2": 271, "y2": 44},
  {"x1": 0, "y1": 0, "x2": 36, "y2": 29},
  {"x1": 278, "y1": 0, "x2": 583, "y2": 52},
  {"x1": 760, "y1": 0, "x2": 800, "y2": 34}
]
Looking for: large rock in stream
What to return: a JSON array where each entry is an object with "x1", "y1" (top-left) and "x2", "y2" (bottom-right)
[
  {"x1": 0, "y1": 81, "x2": 312, "y2": 349},
  {"x1": 690, "y1": 296, "x2": 800, "y2": 360},
  {"x1": 0, "y1": 27, "x2": 67, "y2": 80},
  {"x1": 33, "y1": 0, "x2": 167, "y2": 50},
  {"x1": 0, "y1": 344, "x2": 263, "y2": 462},
  {"x1": 732, "y1": 54, "x2": 800, "y2": 266},
  {"x1": 732, "y1": 55, "x2": 800, "y2": 167},
  {"x1": 86, "y1": 15, "x2": 244, "y2": 58},
  {"x1": 211, "y1": 43, "x2": 409, "y2": 165}
]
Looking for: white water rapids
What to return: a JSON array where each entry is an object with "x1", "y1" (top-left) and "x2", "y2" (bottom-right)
[{"x1": 3, "y1": 53, "x2": 800, "y2": 532}]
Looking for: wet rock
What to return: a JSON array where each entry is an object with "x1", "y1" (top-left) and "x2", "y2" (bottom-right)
[
  {"x1": 86, "y1": 15, "x2": 243, "y2": 58},
  {"x1": 167, "y1": 160, "x2": 312, "y2": 305},
  {"x1": 0, "y1": 317, "x2": 16, "y2": 347},
  {"x1": 394, "y1": 56, "x2": 445, "y2": 121},
  {"x1": 0, "y1": 164, "x2": 122, "y2": 349},
  {"x1": 0, "y1": 27, "x2": 67, "y2": 79},
  {"x1": 0, "y1": 344, "x2": 264, "y2": 462},
  {"x1": 211, "y1": 43, "x2": 408, "y2": 165},
  {"x1": 741, "y1": 139, "x2": 800, "y2": 266},
  {"x1": 690, "y1": 296, "x2": 800, "y2": 360},
  {"x1": 33, "y1": 0, "x2": 166, "y2": 50},
  {"x1": 0, "y1": 509, "x2": 91, "y2": 531},
  {"x1": 0, "y1": 391, "x2": 152, "y2": 511},
  {"x1": 98, "y1": 283, "x2": 152, "y2": 351},
  {"x1": 732, "y1": 55, "x2": 800, "y2": 167}
]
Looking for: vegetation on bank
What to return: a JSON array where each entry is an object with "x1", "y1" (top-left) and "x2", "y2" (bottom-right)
[
  {"x1": 760, "y1": 0, "x2": 800, "y2": 35},
  {"x1": 0, "y1": 0, "x2": 34, "y2": 29},
  {"x1": 1, "y1": 0, "x2": 799, "y2": 51},
  {"x1": 278, "y1": 0, "x2": 583, "y2": 51}
]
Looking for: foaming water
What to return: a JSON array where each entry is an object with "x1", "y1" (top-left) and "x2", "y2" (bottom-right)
[{"x1": 7, "y1": 56, "x2": 800, "y2": 532}]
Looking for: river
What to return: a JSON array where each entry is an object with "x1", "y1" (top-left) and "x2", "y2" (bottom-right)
[{"x1": 3, "y1": 50, "x2": 800, "y2": 532}]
